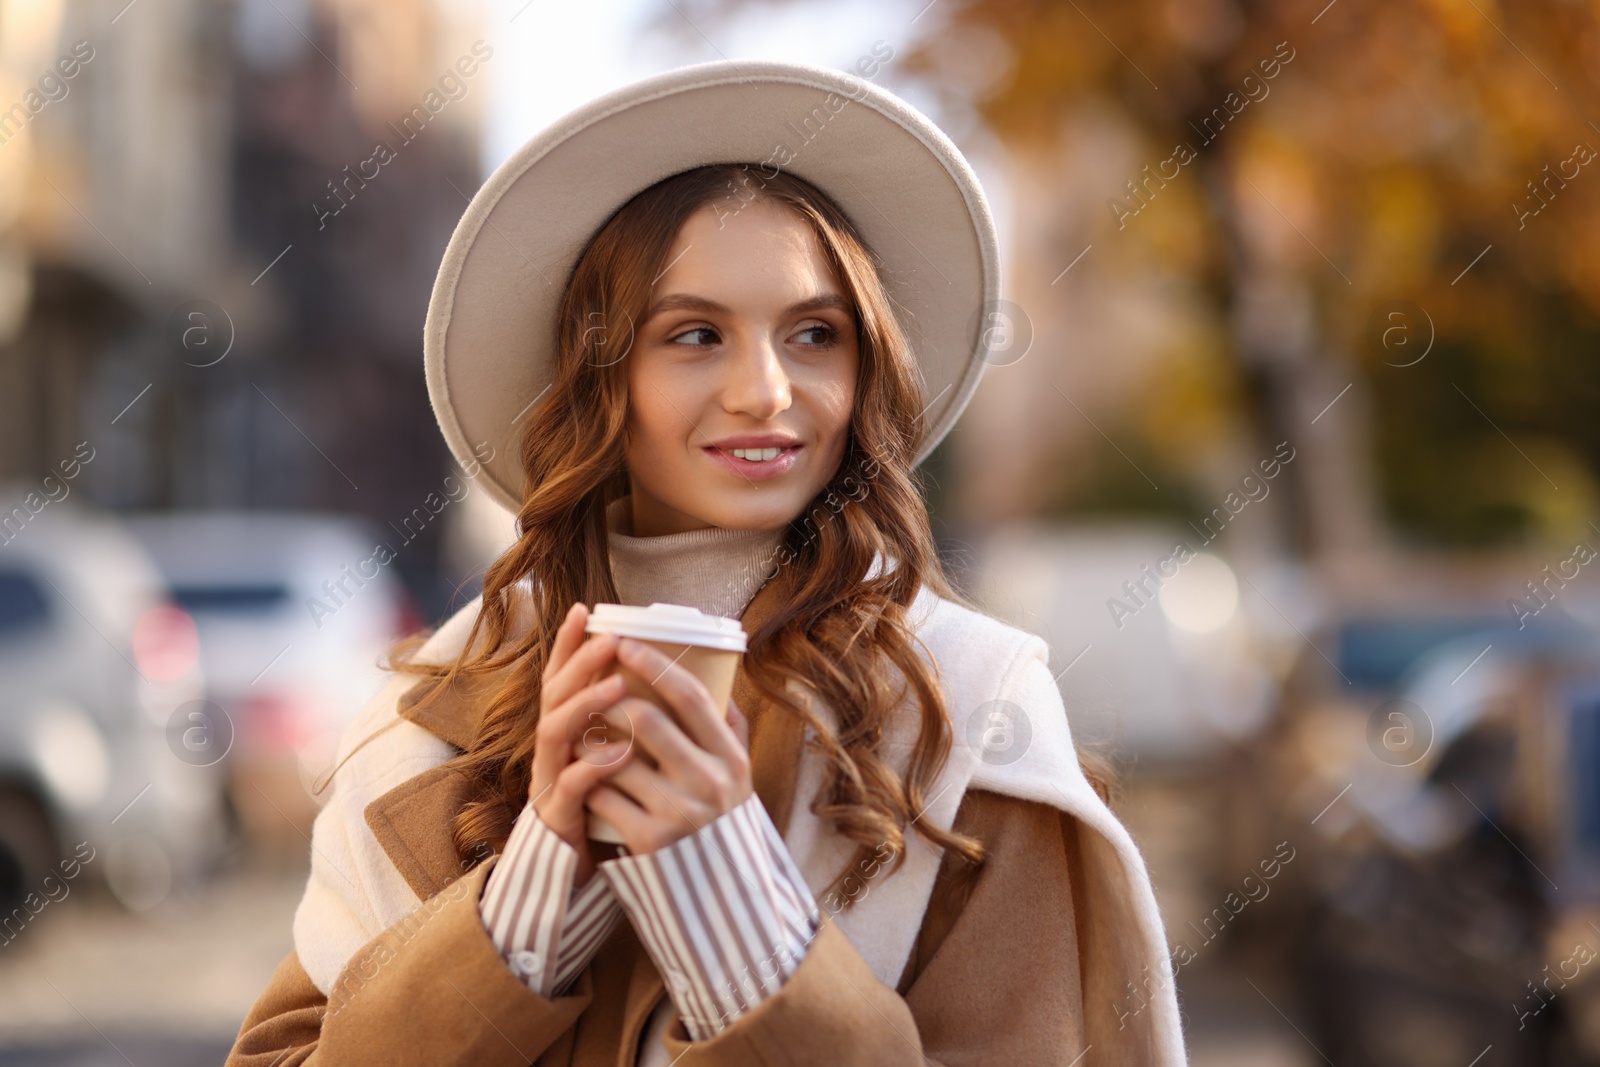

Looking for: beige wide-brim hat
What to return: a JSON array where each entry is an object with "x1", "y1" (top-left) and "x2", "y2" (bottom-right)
[{"x1": 425, "y1": 58, "x2": 1002, "y2": 513}]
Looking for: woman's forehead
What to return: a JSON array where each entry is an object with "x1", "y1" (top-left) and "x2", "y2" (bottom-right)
[{"x1": 649, "y1": 202, "x2": 850, "y2": 314}]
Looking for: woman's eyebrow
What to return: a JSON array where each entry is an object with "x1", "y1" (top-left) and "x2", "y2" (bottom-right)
[
  {"x1": 644, "y1": 292, "x2": 852, "y2": 320},
  {"x1": 645, "y1": 293, "x2": 725, "y2": 320},
  {"x1": 787, "y1": 293, "x2": 851, "y2": 315}
]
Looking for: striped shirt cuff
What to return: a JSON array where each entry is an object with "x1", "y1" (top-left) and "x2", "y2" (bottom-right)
[
  {"x1": 599, "y1": 793, "x2": 820, "y2": 1040},
  {"x1": 477, "y1": 800, "x2": 623, "y2": 997}
]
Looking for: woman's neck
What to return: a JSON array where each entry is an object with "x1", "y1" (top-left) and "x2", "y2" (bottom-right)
[{"x1": 604, "y1": 495, "x2": 788, "y2": 620}]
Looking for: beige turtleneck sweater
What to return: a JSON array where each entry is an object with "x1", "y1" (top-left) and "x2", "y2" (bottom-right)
[{"x1": 604, "y1": 494, "x2": 789, "y2": 620}]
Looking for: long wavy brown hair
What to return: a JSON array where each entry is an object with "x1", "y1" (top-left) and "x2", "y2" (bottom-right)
[{"x1": 378, "y1": 163, "x2": 1113, "y2": 899}]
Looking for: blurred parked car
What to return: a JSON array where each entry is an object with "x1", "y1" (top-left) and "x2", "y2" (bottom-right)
[
  {"x1": 969, "y1": 522, "x2": 1288, "y2": 762},
  {"x1": 0, "y1": 491, "x2": 223, "y2": 917},
  {"x1": 121, "y1": 511, "x2": 419, "y2": 851},
  {"x1": 1255, "y1": 598, "x2": 1600, "y2": 1066}
]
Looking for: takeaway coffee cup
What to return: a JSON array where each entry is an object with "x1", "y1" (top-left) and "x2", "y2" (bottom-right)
[{"x1": 580, "y1": 602, "x2": 747, "y2": 844}]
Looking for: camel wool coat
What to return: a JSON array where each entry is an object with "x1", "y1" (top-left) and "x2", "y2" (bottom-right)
[{"x1": 225, "y1": 564, "x2": 1188, "y2": 1066}]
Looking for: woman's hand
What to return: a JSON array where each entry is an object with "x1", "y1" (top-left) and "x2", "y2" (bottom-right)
[
  {"x1": 528, "y1": 602, "x2": 634, "y2": 885},
  {"x1": 583, "y1": 636, "x2": 753, "y2": 856}
]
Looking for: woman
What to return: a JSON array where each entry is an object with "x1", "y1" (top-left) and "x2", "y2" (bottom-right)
[{"x1": 226, "y1": 60, "x2": 1186, "y2": 1066}]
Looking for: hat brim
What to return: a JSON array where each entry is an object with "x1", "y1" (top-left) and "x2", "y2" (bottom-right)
[{"x1": 425, "y1": 58, "x2": 1001, "y2": 514}]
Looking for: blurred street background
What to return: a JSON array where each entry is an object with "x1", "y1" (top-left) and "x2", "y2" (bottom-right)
[{"x1": 3, "y1": 0, "x2": 1600, "y2": 1063}]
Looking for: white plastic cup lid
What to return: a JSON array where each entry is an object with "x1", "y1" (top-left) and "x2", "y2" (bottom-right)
[{"x1": 584, "y1": 602, "x2": 747, "y2": 652}]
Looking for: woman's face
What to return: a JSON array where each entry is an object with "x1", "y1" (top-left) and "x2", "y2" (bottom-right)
[{"x1": 622, "y1": 199, "x2": 859, "y2": 536}]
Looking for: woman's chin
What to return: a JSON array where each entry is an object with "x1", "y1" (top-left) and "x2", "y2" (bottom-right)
[{"x1": 684, "y1": 490, "x2": 816, "y2": 534}]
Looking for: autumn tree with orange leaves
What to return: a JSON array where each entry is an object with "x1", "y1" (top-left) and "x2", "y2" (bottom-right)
[{"x1": 658, "y1": 0, "x2": 1600, "y2": 558}]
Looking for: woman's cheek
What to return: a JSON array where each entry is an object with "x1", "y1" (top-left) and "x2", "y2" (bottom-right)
[
  {"x1": 623, "y1": 382, "x2": 677, "y2": 466},
  {"x1": 791, "y1": 372, "x2": 848, "y2": 460}
]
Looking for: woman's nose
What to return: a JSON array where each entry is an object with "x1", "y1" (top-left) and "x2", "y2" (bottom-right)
[{"x1": 723, "y1": 336, "x2": 792, "y2": 418}]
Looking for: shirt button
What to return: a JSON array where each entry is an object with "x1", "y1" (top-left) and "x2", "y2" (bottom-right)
[{"x1": 511, "y1": 950, "x2": 544, "y2": 979}]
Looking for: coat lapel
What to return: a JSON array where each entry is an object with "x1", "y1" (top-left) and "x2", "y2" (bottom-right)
[
  {"x1": 362, "y1": 761, "x2": 478, "y2": 900},
  {"x1": 356, "y1": 670, "x2": 497, "y2": 900},
  {"x1": 391, "y1": 668, "x2": 493, "y2": 751}
]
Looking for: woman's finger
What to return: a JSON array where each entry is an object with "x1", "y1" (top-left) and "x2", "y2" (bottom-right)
[
  {"x1": 615, "y1": 638, "x2": 743, "y2": 764},
  {"x1": 542, "y1": 629, "x2": 621, "y2": 714},
  {"x1": 585, "y1": 784, "x2": 653, "y2": 844},
  {"x1": 534, "y1": 740, "x2": 631, "y2": 830},
  {"x1": 605, "y1": 759, "x2": 703, "y2": 821},
  {"x1": 550, "y1": 674, "x2": 628, "y2": 738},
  {"x1": 569, "y1": 695, "x2": 638, "y2": 770},
  {"x1": 544, "y1": 601, "x2": 588, "y2": 678},
  {"x1": 530, "y1": 673, "x2": 627, "y2": 792},
  {"x1": 617, "y1": 697, "x2": 723, "y2": 788},
  {"x1": 726, "y1": 699, "x2": 749, "y2": 751},
  {"x1": 549, "y1": 742, "x2": 632, "y2": 808}
]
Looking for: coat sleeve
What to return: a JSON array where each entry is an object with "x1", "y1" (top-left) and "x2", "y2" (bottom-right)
[
  {"x1": 223, "y1": 857, "x2": 593, "y2": 1067},
  {"x1": 648, "y1": 788, "x2": 1095, "y2": 1067}
]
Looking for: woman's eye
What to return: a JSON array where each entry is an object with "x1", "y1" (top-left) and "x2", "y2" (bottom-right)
[
  {"x1": 668, "y1": 326, "x2": 719, "y2": 346},
  {"x1": 794, "y1": 324, "x2": 838, "y2": 346}
]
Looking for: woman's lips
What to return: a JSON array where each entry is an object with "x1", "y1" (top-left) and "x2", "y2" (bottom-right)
[{"x1": 700, "y1": 445, "x2": 801, "y2": 480}]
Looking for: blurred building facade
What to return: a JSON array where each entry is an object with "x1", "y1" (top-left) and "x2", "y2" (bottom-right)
[{"x1": 0, "y1": 0, "x2": 490, "y2": 618}]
